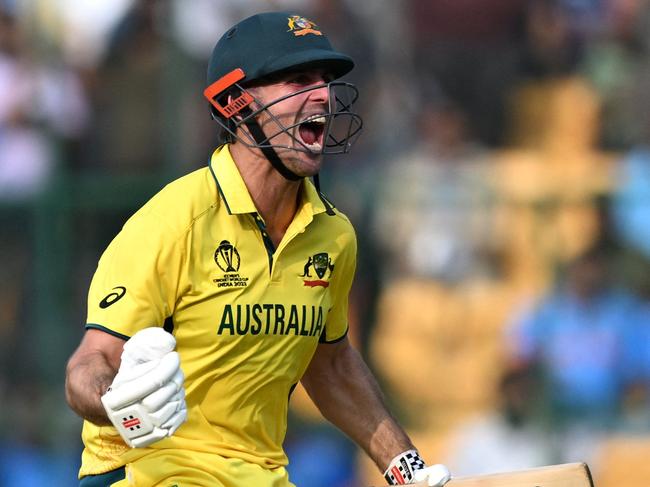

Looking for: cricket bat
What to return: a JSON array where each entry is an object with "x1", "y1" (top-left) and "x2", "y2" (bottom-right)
[{"x1": 372, "y1": 462, "x2": 594, "y2": 487}]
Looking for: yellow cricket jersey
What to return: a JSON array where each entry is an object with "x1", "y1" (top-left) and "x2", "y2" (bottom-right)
[{"x1": 79, "y1": 144, "x2": 357, "y2": 478}]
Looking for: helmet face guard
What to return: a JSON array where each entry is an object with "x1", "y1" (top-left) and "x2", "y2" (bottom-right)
[{"x1": 204, "y1": 68, "x2": 363, "y2": 156}]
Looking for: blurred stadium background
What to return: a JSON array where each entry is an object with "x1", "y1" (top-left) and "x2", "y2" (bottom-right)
[{"x1": 2, "y1": 0, "x2": 650, "y2": 485}]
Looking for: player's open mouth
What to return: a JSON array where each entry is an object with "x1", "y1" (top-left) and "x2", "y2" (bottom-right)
[{"x1": 297, "y1": 114, "x2": 326, "y2": 152}]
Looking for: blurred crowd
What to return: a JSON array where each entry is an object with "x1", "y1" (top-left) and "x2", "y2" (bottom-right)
[{"x1": 3, "y1": 0, "x2": 650, "y2": 486}]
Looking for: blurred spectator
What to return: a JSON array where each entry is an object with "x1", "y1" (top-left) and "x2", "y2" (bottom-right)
[
  {"x1": 611, "y1": 146, "x2": 650, "y2": 296},
  {"x1": 579, "y1": 0, "x2": 650, "y2": 149},
  {"x1": 305, "y1": 0, "x2": 377, "y2": 115},
  {"x1": 405, "y1": 0, "x2": 525, "y2": 146},
  {"x1": 519, "y1": 0, "x2": 583, "y2": 79},
  {"x1": 445, "y1": 367, "x2": 554, "y2": 476},
  {"x1": 84, "y1": 0, "x2": 167, "y2": 173},
  {"x1": 496, "y1": 70, "x2": 614, "y2": 297},
  {"x1": 0, "y1": 1, "x2": 89, "y2": 354},
  {"x1": 557, "y1": 0, "x2": 607, "y2": 35},
  {"x1": 608, "y1": 43, "x2": 650, "y2": 296},
  {"x1": 507, "y1": 243, "x2": 647, "y2": 430},
  {"x1": 0, "y1": 9, "x2": 90, "y2": 198},
  {"x1": 367, "y1": 97, "x2": 514, "y2": 439},
  {"x1": 0, "y1": 5, "x2": 90, "y2": 486},
  {"x1": 610, "y1": 86, "x2": 650, "y2": 418},
  {"x1": 171, "y1": 0, "x2": 315, "y2": 60},
  {"x1": 0, "y1": 8, "x2": 88, "y2": 200},
  {"x1": 0, "y1": 1, "x2": 89, "y2": 377},
  {"x1": 372, "y1": 96, "x2": 499, "y2": 284}
]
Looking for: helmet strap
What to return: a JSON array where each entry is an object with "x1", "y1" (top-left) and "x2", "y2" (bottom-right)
[
  {"x1": 241, "y1": 113, "x2": 301, "y2": 181},
  {"x1": 313, "y1": 173, "x2": 336, "y2": 216}
]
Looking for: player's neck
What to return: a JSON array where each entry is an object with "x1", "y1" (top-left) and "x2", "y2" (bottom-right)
[
  {"x1": 251, "y1": 178, "x2": 301, "y2": 247},
  {"x1": 231, "y1": 145, "x2": 302, "y2": 246}
]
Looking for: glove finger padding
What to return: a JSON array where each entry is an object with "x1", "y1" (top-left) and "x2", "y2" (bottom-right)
[
  {"x1": 140, "y1": 369, "x2": 184, "y2": 412},
  {"x1": 161, "y1": 397, "x2": 187, "y2": 433},
  {"x1": 110, "y1": 358, "x2": 161, "y2": 387},
  {"x1": 103, "y1": 351, "x2": 181, "y2": 410},
  {"x1": 147, "y1": 389, "x2": 185, "y2": 427},
  {"x1": 121, "y1": 327, "x2": 176, "y2": 366}
]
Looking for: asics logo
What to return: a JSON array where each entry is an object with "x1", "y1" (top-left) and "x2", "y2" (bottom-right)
[{"x1": 99, "y1": 286, "x2": 127, "y2": 309}]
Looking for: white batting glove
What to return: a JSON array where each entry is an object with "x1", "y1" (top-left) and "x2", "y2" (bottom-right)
[
  {"x1": 413, "y1": 464, "x2": 452, "y2": 486},
  {"x1": 101, "y1": 327, "x2": 187, "y2": 448},
  {"x1": 384, "y1": 449, "x2": 451, "y2": 486}
]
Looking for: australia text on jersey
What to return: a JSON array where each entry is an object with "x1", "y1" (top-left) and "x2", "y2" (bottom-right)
[{"x1": 218, "y1": 303, "x2": 324, "y2": 336}]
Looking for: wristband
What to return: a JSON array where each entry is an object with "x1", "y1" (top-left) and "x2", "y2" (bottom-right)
[{"x1": 384, "y1": 449, "x2": 426, "y2": 485}]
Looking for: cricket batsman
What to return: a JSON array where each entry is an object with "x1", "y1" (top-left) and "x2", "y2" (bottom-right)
[{"x1": 65, "y1": 11, "x2": 452, "y2": 487}]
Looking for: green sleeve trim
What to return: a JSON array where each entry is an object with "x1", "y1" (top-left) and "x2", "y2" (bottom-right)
[
  {"x1": 319, "y1": 326, "x2": 349, "y2": 344},
  {"x1": 85, "y1": 324, "x2": 130, "y2": 341}
]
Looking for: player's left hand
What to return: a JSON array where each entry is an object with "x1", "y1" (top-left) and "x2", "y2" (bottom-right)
[
  {"x1": 384, "y1": 449, "x2": 451, "y2": 486},
  {"x1": 101, "y1": 327, "x2": 187, "y2": 448}
]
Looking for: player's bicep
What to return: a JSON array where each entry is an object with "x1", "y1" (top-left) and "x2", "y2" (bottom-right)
[{"x1": 302, "y1": 336, "x2": 350, "y2": 389}]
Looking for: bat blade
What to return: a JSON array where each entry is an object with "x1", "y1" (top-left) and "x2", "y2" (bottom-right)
[
  {"x1": 370, "y1": 462, "x2": 594, "y2": 487},
  {"x1": 445, "y1": 463, "x2": 594, "y2": 487}
]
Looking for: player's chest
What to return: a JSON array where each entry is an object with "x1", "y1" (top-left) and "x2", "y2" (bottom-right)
[{"x1": 174, "y1": 213, "x2": 341, "y2": 334}]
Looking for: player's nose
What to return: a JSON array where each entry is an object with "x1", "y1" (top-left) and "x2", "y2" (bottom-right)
[{"x1": 307, "y1": 82, "x2": 329, "y2": 104}]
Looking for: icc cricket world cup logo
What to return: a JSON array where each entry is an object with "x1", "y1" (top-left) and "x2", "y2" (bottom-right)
[{"x1": 215, "y1": 240, "x2": 240, "y2": 272}]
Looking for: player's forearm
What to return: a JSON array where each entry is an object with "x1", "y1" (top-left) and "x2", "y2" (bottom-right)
[
  {"x1": 65, "y1": 351, "x2": 116, "y2": 426},
  {"x1": 302, "y1": 342, "x2": 414, "y2": 470}
]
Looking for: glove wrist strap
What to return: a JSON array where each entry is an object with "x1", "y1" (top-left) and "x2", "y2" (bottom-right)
[{"x1": 383, "y1": 449, "x2": 426, "y2": 485}]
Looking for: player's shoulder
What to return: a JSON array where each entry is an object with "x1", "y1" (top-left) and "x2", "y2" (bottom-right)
[
  {"x1": 315, "y1": 198, "x2": 358, "y2": 254},
  {"x1": 328, "y1": 206, "x2": 355, "y2": 233},
  {"x1": 157, "y1": 166, "x2": 215, "y2": 206},
  {"x1": 317, "y1": 194, "x2": 354, "y2": 230},
  {"x1": 127, "y1": 166, "x2": 218, "y2": 237}
]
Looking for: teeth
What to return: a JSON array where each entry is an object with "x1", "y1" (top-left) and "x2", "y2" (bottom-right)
[
  {"x1": 304, "y1": 114, "x2": 326, "y2": 124},
  {"x1": 298, "y1": 114, "x2": 325, "y2": 153},
  {"x1": 303, "y1": 142, "x2": 322, "y2": 152}
]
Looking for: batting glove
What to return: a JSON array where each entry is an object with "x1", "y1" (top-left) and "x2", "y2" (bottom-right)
[
  {"x1": 101, "y1": 327, "x2": 187, "y2": 448},
  {"x1": 384, "y1": 449, "x2": 451, "y2": 486}
]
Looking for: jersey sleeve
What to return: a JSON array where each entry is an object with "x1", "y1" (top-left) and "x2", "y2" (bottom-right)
[
  {"x1": 86, "y1": 207, "x2": 185, "y2": 339},
  {"x1": 320, "y1": 226, "x2": 357, "y2": 343}
]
